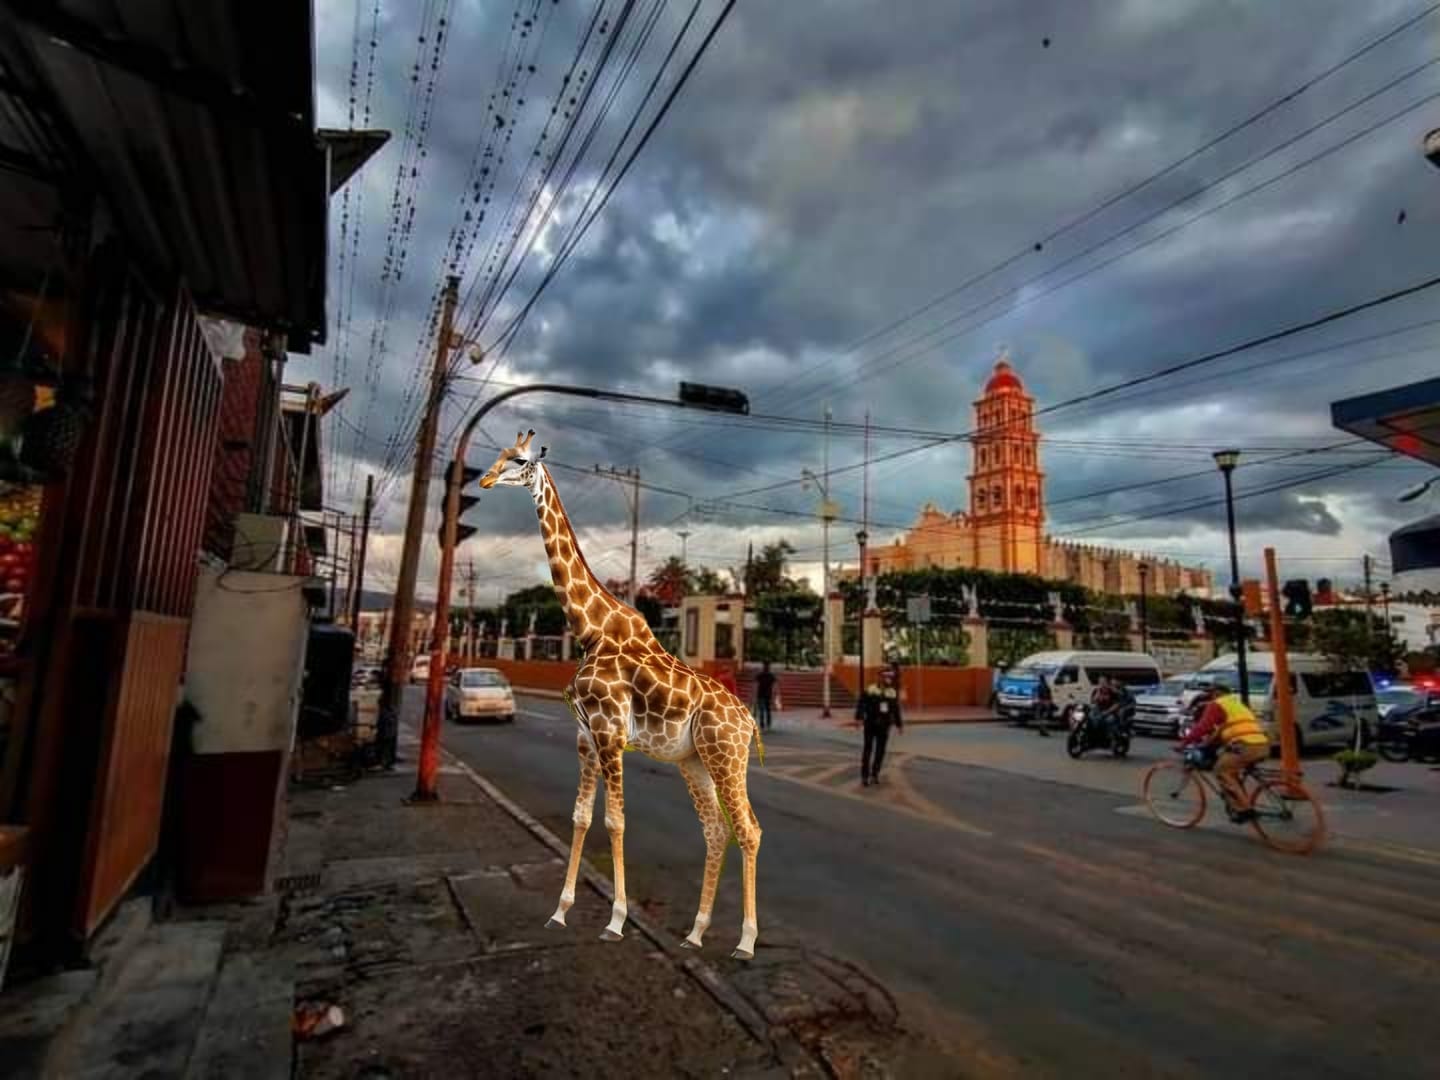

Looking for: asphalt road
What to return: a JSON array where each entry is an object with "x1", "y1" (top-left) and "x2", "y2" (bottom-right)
[{"x1": 430, "y1": 692, "x2": 1439, "y2": 1078}]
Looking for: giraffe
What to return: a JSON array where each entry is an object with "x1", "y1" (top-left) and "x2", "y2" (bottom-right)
[{"x1": 478, "y1": 430, "x2": 764, "y2": 959}]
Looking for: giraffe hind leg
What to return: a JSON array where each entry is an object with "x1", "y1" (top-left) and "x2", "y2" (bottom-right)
[
  {"x1": 695, "y1": 708, "x2": 762, "y2": 960},
  {"x1": 678, "y1": 754, "x2": 727, "y2": 949}
]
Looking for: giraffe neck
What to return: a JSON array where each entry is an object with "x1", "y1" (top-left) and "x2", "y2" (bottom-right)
[{"x1": 531, "y1": 464, "x2": 623, "y2": 644}]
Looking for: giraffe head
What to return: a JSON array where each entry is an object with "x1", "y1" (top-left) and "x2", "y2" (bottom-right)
[{"x1": 479, "y1": 429, "x2": 548, "y2": 490}]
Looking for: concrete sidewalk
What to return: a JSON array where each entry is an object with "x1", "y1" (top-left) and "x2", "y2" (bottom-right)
[{"x1": 3, "y1": 714, "x2": 945, "y2": 1078}]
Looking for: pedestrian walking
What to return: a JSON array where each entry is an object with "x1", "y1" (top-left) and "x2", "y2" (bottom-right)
[
  {"x1": 856, "y1": 667, "x2": 904, "y2": 786},
  {"x1": 1034, "y1": 673, "x2": 1054, "y2": 737},
  {"x1": 754, "y1": 661, "x2": 776, "y2": 731}
]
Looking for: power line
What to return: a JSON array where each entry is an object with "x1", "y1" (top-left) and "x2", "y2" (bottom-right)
[
  {"x1": 482, "y1": 0, "x2": 739, "y2": 356},
  {"x1": 782, "y1": 72, "x2": 1440, "y2": 411},
  {"x1": 696, "y1": 272, "x2": 1440, "y2": 507}
]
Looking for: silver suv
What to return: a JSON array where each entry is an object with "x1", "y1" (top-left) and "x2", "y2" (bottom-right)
[{"x1": 1132, "y1": 675, "x2": 1208, "y2": 737}]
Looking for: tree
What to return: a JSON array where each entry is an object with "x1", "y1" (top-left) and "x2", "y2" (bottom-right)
[
  {"x1": 647, "y1": 557, "x2": 692, "y2": 606},
  {"x1": 744, "y1": 540, "x2": 797, "y2": 597},
  {"x1": 1310, "y1": 608, "x2": 1403, "y2": 674},
  {"x1": 692, "y1": 566, "x2": 730, "y2": 595},
  {"x1": 504, "y1": 583, "x2": 566, "y2": 635}
]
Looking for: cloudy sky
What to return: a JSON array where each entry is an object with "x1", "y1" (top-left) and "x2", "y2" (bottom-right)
[{"x1": 291, "y1": 0, "x2": 1440, "y2": 601}]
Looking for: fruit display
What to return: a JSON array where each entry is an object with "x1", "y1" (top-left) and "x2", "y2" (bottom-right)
[{"x1": 0, "y1": 482, "x2": 41, "y2": 650}]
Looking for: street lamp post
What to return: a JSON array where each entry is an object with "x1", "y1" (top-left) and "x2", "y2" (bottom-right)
[
  {"x1": 1213, "y1": 449, "x2": 1250, "y2": 705},
  {"x1": 802, "y1": 462, "x2": 838, "y2": 717},
  {"x1": 1137, "y1": 562, "x2": 1150, "y2": 655},
  {"x1": 413, "y1": 381, "x2": 749, "y2": 802},
  {"x1": 855, "y1": 527, "x2": 868, "y2": 701}
]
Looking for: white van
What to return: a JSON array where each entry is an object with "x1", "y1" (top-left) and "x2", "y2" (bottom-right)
[
  {"x1": 995, "y1": 650, "x2": 1162, "y2": 719},
  {"x1": 1195, "y1": 652, "x2": 1378, "y2": 751}
]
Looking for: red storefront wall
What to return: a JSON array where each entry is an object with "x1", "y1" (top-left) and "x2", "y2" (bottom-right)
[{"x1": 22, "y1": 255, "x2": 222, "y2": 944}]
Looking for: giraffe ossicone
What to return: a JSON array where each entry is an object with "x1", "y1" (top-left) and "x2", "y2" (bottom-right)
[{"x1": 479, "y1": 430, "x2": 763, "y2": 959}]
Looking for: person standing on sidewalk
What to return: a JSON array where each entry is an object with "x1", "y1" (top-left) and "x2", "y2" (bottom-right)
[
  {"x1": 754, "y1": 661, "x2": 777, "y2": 731},
  {"x1": 856, "y1": 667, "x2": 904, "y2": 786}
]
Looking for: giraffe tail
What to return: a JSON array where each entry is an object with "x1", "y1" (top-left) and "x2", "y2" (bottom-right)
[{"x1": 749, "y1": 708, "x2": 765, "y2": 767}]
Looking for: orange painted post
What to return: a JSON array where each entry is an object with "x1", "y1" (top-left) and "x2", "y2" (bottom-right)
[{"x1": 1263, "y1": 548, "x2": 1301, "y2": 778}]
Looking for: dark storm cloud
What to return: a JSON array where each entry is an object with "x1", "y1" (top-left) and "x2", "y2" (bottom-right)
[{"x1": 305, "y1": 0, "x2": 1437, "y2": 582}]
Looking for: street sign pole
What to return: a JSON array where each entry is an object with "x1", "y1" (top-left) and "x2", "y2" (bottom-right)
[{"x1": 1263, "y1": 548, "x2": 1301, "y2": 778}]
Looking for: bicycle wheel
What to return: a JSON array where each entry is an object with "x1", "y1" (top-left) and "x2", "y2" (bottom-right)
[
  {"x1": 1249, "y1": 776, "x2": 1326, "y2": 855},
  {"x1": 1143, "y1": 762, "x2": 1206, "y2": 828}
]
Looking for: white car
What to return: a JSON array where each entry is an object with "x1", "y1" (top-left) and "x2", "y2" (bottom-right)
[{"x1": 445, "y1": 667, "x2": 516, "y2": 723}]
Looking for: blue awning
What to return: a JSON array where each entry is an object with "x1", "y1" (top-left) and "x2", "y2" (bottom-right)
[{"x1": 1331, "y1": 377, "x2": 1440, "y2": 467}]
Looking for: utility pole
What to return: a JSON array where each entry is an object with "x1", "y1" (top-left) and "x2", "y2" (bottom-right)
[
  {"x1": 349, "y1": 473, "x2": 375, "y2": 631},
  {"x1": 1363, "y1": 553, "x2": 1375, "y2": 642},
  {"x1": 596, "y1": 465, "x2": 641, "y2": 605},
  {"x1": 464, "y1": 559, "x2": 476, "y2": 661},
  {"x1": 379, "y1": 275, "x2": 459, "y2": 769},
  {"x1": 856, "y1": 410, "x2": 873, "y2": 697}
]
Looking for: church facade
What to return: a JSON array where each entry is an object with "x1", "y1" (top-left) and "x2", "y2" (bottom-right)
[{"x1": 868, "y1": 357, "x2": 1213, "y2": 597}]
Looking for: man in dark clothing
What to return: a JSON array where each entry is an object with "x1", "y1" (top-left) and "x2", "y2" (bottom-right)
[
  {"x1": 754, "y1": 661, "x2": 777, "y2": 731},
  {"x1": 856, "y1": 667, "x2": 904, "y2": 785},
  {"x1": 1033, "y1": 674, "x2": 1054, "y2": 737}
]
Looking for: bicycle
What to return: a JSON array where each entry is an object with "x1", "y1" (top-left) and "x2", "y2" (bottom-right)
[{"x1": 1142, "y1": 747, "x2": 1326, "y2": 855}]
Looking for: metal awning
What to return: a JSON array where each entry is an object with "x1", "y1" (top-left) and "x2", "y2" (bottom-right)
[
  {"x1": 0, "y1": 1, "x2": 387, "y2": 351},
  {"x1": 1390, "y1": 514, "x2": 1440, "y2": 575},
  {"x1": 1331, "y1": 376, "x2": 1440, "y2": 467}
]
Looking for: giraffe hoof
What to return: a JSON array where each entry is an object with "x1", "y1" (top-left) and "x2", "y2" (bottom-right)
[
  {"x1": 545, "y1": 917, "x2": 566, "y2": 930},
  {"x1": 598, "y1": 928, "x2": 624, "y2": 942},
  {"x1": 730, "y1": 947, "x2": 754, "y2": 961}
]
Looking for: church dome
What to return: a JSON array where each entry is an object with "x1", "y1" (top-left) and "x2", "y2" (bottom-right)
[{"x1": 985, "y1": 359, "x2": 1024, "y2": 394}]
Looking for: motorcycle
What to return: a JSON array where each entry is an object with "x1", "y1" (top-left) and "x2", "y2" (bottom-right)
[
  {"x1": 1064, "y1": 702, "x2": 1132, "y2": 759},
  {"x1": 1375, "y1": 709, "x2": 1440, "y2": 764}
]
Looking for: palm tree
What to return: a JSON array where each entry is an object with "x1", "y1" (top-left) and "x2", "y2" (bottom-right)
[{"x1": 647, "y1": 557, "x2": 692, "y2": 606}]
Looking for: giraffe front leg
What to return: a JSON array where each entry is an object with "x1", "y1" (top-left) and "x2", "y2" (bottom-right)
[
  {"x1": 548, "y1": 729, "x2": 599, "y2": 929},
  {"x1": 599, "y1": 742, "x2": 628, "y2": 940},
  {"x1": 678, "y1": 755, "x2": 726, "y2": 950}
]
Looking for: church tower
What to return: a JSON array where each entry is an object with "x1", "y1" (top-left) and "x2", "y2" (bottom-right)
[{"x1": 969, "y1": 354, "x2": 1044, "y2": 574}]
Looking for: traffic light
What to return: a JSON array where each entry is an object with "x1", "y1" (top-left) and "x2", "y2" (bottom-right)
[
  {"x1": 1282, "y1": 579, "x2": 1313, "y2": 618},
  {"x1": 678, "y1": 381, "x2": 749, "y2": 415},
  {"x1": 437, "y1": 464, "x2": 484, "y2": 547}
]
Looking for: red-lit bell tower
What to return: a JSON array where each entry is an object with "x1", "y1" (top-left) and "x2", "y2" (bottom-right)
[{"x1": 969, "y1": 354, "x2": 1044, "y2": 574}]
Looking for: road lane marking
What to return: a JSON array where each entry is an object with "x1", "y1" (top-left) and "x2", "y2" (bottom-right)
[{"x1": 757, "y1": 761, "x2": 993, "y2": 838}]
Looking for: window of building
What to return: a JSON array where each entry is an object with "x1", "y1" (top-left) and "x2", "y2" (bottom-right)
[
  {"x1": 976, "y1": 489, "x2": 988, "y2": 510},
  {"x1": 1027, "y1": 488, "x2": 1037, "y2": 509},
  {"x1": 992, "y1": 485, "x2": 1003, "y2": 507}
]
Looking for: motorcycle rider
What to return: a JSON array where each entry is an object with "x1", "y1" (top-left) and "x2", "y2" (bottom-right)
[{"x1": 1087, "y1": 677, "x2": 1128, "y2": 741}]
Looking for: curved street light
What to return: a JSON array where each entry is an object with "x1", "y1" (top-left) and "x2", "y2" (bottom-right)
[{"x1": 413, "y1": 381, "x2": 749, "y2": 800}]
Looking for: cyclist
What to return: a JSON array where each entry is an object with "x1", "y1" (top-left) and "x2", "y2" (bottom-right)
[{"x1": 1178, "y1": 682, "x2": 1271, "y2": 821}]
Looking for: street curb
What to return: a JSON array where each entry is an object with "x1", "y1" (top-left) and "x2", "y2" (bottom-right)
[{"x1": 426, "y1": 732, "x2": 783, "y2": 1055}]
